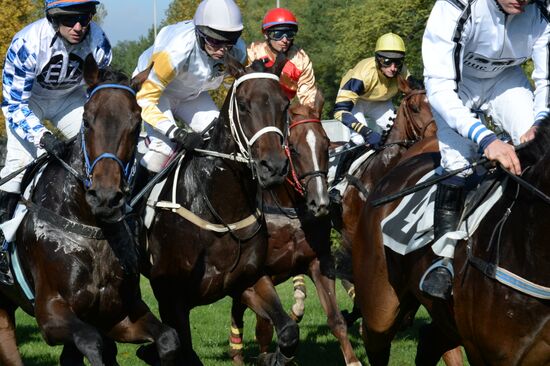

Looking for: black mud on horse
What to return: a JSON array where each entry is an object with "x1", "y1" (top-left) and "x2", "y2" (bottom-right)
[
  {"x1": 0, "y1": 55, "x2": 179, "y2": 366},
  {"x1": 142, "y1": 54, "x2": 299, "y2": 365}
]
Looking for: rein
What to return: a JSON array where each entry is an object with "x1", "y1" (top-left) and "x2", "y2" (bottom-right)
[{"x1": 400, "y1": 90, "x2": 436, "y2": 141}]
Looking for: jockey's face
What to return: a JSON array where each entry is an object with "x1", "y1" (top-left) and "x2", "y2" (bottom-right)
[
  {"x1": 57, "y1": 14, "x2": 92, "y2": 44},
  {"x1": 497, "y1": 0, "x2": 531, "y2": 14}
]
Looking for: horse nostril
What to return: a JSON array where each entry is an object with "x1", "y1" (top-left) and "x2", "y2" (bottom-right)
[
  {"x1": 109, "y1": 191, "x2": 125, "y2": 209},
  {"x1": 86, "y1": 189, "x2": 99, "y2": 205}
]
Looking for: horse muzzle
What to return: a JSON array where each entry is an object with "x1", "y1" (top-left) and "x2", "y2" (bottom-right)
[
  {"x1": 255, "y1": 156, "x2": 289, "y2": 188},
  {"x1": 85, "y1": 187, "x2": 126, "y2": 221}
]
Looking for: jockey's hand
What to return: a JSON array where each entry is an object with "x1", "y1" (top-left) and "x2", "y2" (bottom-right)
[
  {"x1": 520, "y1": 126, "x2": 537, "y2": 144},
  {"x1": 357, "y1": 126, "x2": 382, "y2": 149},
  {"x1": 170, "y1": 128, "x2": 204, "y2": 151},
  {"x1": 40, "y1": 133, "x2": 66, "y2": 158},
  {"x1": 483, "y1": 139, "x2": 521, "y2": 175}
]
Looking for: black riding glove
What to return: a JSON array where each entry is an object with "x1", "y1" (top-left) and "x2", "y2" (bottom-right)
[
  {"x1": 351, "y1": 122, "x2": 382, "y2": 149},
  {"x1": 40, "y1": 133, "x2": 66, "y2": 157},
  {"x1": 169, "y1": 128, "x2": 204, "y2": 151}
]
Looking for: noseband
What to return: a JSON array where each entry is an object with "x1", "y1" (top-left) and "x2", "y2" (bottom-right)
[
  {"x1": 285, "y1": 118, "x2": 328, "y2": 196},
  {"x1": 82, "y1": 83, "x2": 137, "y2": 189},
  {"x1": 228, "y1": 73, "x2": 285, "y2": 163}
]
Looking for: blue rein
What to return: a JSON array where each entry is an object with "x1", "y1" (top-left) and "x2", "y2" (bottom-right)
[{"x1": 82, "y1": 83, "x2": 137, "y2": 189}]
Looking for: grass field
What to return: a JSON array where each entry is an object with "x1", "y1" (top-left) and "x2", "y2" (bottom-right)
[{"x1": 13, "y1": 276, "x2": 464, "y2": 365}]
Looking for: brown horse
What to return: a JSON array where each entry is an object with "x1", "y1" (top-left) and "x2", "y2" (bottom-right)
[
  {"x1": 353, "y1": 118, "x2": 550, "y2": 365},
  {"x1": 0, "y1": 56, "x2": 179, "y2": 366},
  {"x1": 142, "y1": 55, "x2": 297, "y2": 365},
  {"x1": 331, "y1": 76, "x2": 464, "y2": 365},
  {"x1": 227, "y1": 93, "x2": 362, "y2": 365}
]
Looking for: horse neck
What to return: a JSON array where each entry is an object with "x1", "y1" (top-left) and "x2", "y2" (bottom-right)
[{"x1": 34, "y1": 140, "x2": 95, "y2": 223}]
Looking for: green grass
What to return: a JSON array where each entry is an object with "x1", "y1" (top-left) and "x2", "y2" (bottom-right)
[{"x1": 14, "y1": 276, "x2": 466, "y2": 365}]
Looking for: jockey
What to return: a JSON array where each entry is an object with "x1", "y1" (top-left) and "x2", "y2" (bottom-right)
[
  {"x1": 131, "y1": 0, "x2": 247, "y2": 198},
  {"x1": 420, "y1": 0, "x2": 549, "y2": 299},
  {"x1": 0, "y1": 0, "x2": 111, "y2": 284},
  {"x1": 247, "y1": 7, "x2": 319, "y2": 107},
  {"x1": 331, "y1": 33, "x2": 410, "y2": 189}
]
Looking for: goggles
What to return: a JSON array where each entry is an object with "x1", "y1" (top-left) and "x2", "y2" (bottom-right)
[
  {"x1": 267, "y1": 29, "x2": 296, "y2": 41},
  {"x1": 377, "y1": 56, "x2": 404, "y2": 68},
  {"x1": 198, "y1": 30, "x2": 236, "y2": 49},
  {"x1": 57, "y1": 14, "x2": 92, "y2": 27}
]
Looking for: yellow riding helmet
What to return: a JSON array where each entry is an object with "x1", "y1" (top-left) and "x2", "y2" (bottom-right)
[{"x1": 375, "y1": 33, "x2": 406, "y2": 59}]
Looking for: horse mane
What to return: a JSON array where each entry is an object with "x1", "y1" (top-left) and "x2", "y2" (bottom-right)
[
  {"x1": 519, "y1": 117, "x2": 550, "y2": 167},
  {"x1": 97, "y1": 67, "x2": 131, "y2": 85},
  {"x1": 248, "y1": 59, "x2": 268, "y2": 72}
]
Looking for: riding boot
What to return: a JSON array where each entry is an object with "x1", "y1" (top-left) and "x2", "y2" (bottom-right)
[
  {"x1": 420, "y1": 182, "x2": 464, "y2": 299},
  {"x1": 0, "y1": 191, "x2": 20, "y2": 285}
]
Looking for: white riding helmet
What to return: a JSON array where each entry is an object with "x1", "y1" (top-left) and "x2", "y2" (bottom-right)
[{"x1": 194, "y1": 0, "x2": 243, "y2": 33}]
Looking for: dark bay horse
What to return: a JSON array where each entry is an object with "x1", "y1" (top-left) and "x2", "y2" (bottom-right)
[
  {"x1": 227, "y1": 94, "x2": 361, "y2": 365},
  {"x1": 353, "y1": 118, "x2": 550, "y2": 365},
  {"x1": 0, "y1": 56, "x2": 179, "y2": 365},
  {"x1": 143, "y1": 55, "x2": 297, "y2": 365}
]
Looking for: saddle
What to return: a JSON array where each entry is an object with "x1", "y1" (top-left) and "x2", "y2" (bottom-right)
[{"x1": 381, "y1": 167, "x2": 504, "y2": 257}]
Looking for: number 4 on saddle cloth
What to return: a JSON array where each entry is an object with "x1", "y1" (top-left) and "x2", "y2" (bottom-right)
[{"x1": 381, "y1": 168, "x2": 503, "y2": 258}]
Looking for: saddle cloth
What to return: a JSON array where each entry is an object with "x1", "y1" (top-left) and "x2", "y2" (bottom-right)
[
  {"x1": 328, "y1": 148, "x2": 375, "y2": 196},
  {"x1": 381, "y1": 170, "x2": 504, "y2": 258}
]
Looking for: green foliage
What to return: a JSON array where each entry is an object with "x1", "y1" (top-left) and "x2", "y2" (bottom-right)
[{"x1": 111, "y1": 29, "x2": 155, "y2": 76}]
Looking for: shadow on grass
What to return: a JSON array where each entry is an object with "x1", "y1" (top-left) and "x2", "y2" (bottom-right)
[{"x1": 198, "y1": 315, "x2": 432, "y2": 366}]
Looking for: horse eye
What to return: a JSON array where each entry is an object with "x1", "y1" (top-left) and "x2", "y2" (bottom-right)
[
  {"x1": 82, "y1": 118, "x2": 89, "y2": 128},
  {"x1": 411, "y1": 104, "x2": 420, "y2": 113}
]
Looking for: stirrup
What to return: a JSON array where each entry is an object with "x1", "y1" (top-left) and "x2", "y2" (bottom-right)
[{"x1": 419, "y1": 258, "x2": 454, "y2": 299}]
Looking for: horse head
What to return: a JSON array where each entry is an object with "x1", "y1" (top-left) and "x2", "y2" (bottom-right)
[
  {"x1": 222, "y1": 53, "x2": 289, "y2": 188},
  {"x1": 388, "y1": 75, "x2": 437, "y2": 144},
  {"x1": 81, "y1": 55, "x2": 149, "y2": 221},
  {"x1": 287, "y1": 90, "x2": 330, "y2": 217}
]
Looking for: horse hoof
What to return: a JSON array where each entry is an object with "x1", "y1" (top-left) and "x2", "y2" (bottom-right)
[{"x1": 137, "y1": 344, "x2": 159, "y2": 366}]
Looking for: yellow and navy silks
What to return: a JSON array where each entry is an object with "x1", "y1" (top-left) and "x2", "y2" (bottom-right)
[{"x1": 334, "y1": 57, "x2": 409, "y2": 131}]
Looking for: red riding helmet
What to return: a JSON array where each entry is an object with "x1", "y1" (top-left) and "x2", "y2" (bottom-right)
[{"x1": 262, "y1": 8, "x2": 298, "y2": 31}]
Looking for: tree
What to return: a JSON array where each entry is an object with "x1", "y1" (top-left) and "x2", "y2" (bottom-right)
[{"x1": 0, "y1": 0, "x2": 41, "y2": 136}]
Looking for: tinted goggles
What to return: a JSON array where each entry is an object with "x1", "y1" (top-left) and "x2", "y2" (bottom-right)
[
  {"x1": 377, "y1": 56, "x2": 404, "y2": 68},
  {"x1": 267, "y1": 29, "x2": 296, "y2": 41},
  {"x1": 57, "y1": 14, "x2": 92, "y2": 27}
]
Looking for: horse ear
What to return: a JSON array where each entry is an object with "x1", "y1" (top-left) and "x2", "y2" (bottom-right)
[
  {"x1": 270, "y1": 53, "x2": 287, "y2": 77},
  {"x1": 397, "y1": 74, "x2": 412, "y2": 95},
  {"x1": 224, "y1": 52, "x2": 246, "y2": 79},
  {"x1": 83, "y1": 54, "x2": 100, "y2": 87},
  {"x1": 130, "y1": 62, "x2": 153, "y2": 92},
  {"x1": 312, "y1": 88, "x2": 325, "y2": 119}
]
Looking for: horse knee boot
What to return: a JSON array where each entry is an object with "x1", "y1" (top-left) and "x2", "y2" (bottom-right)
[{"x1": 420, "y1": 183, "x2": 464, "y2": 299}]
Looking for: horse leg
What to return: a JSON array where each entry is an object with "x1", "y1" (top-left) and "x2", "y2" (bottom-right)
[
  {"x1": 108, "y1": 300, "x2": 179, "y2": 366},
  {"x1": 101, "y1": 337, "x2": 119, "y2": 366},
  {"x1": 240, "y1": 275, "x2": 298, "y2": 365},
  {"x1": 228, "y1": 297, "x2": 247, "y2": 365},
  {"x1": 442, "y1": 347, "x2": 464, "y2": 366},
  {"x1": 416, "y1": 322, "x2": 461, "y2": 366},
  {"x1": 0, "y1": 303, "x2": 23, "y2": 366},
  {"x1": 309, "y1": 258, "x2": 361, "y2": 366},
  {"x1": 289, "y1": 275, "x2": 307, "y2": 323},
  {"x1": 152, "y1": 284, "x2": 201, "y2": 366},
  {"x1": 340, "y1": 279, "x2": 362, "y2": 327},
  {"x1": 60, "y1": 343, "x2": 85, "y2": 366},
  {"x1": 35, "y1": 297, "x2": 105, "y2": 366}
]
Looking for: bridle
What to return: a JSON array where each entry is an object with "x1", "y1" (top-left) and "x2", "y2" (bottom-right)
[
  {"x1": 400, "y1": 89, "x2": 436, "y2": 142},
  {"x1": 285, "y1": 117, "x2": 328, "y2": 196},
  {"x1": 81, "y1": 83, "x2": 138, "y2": 190},
  {"x1": 228, "y1": 72, "x2": 285, "y2": 168}
]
